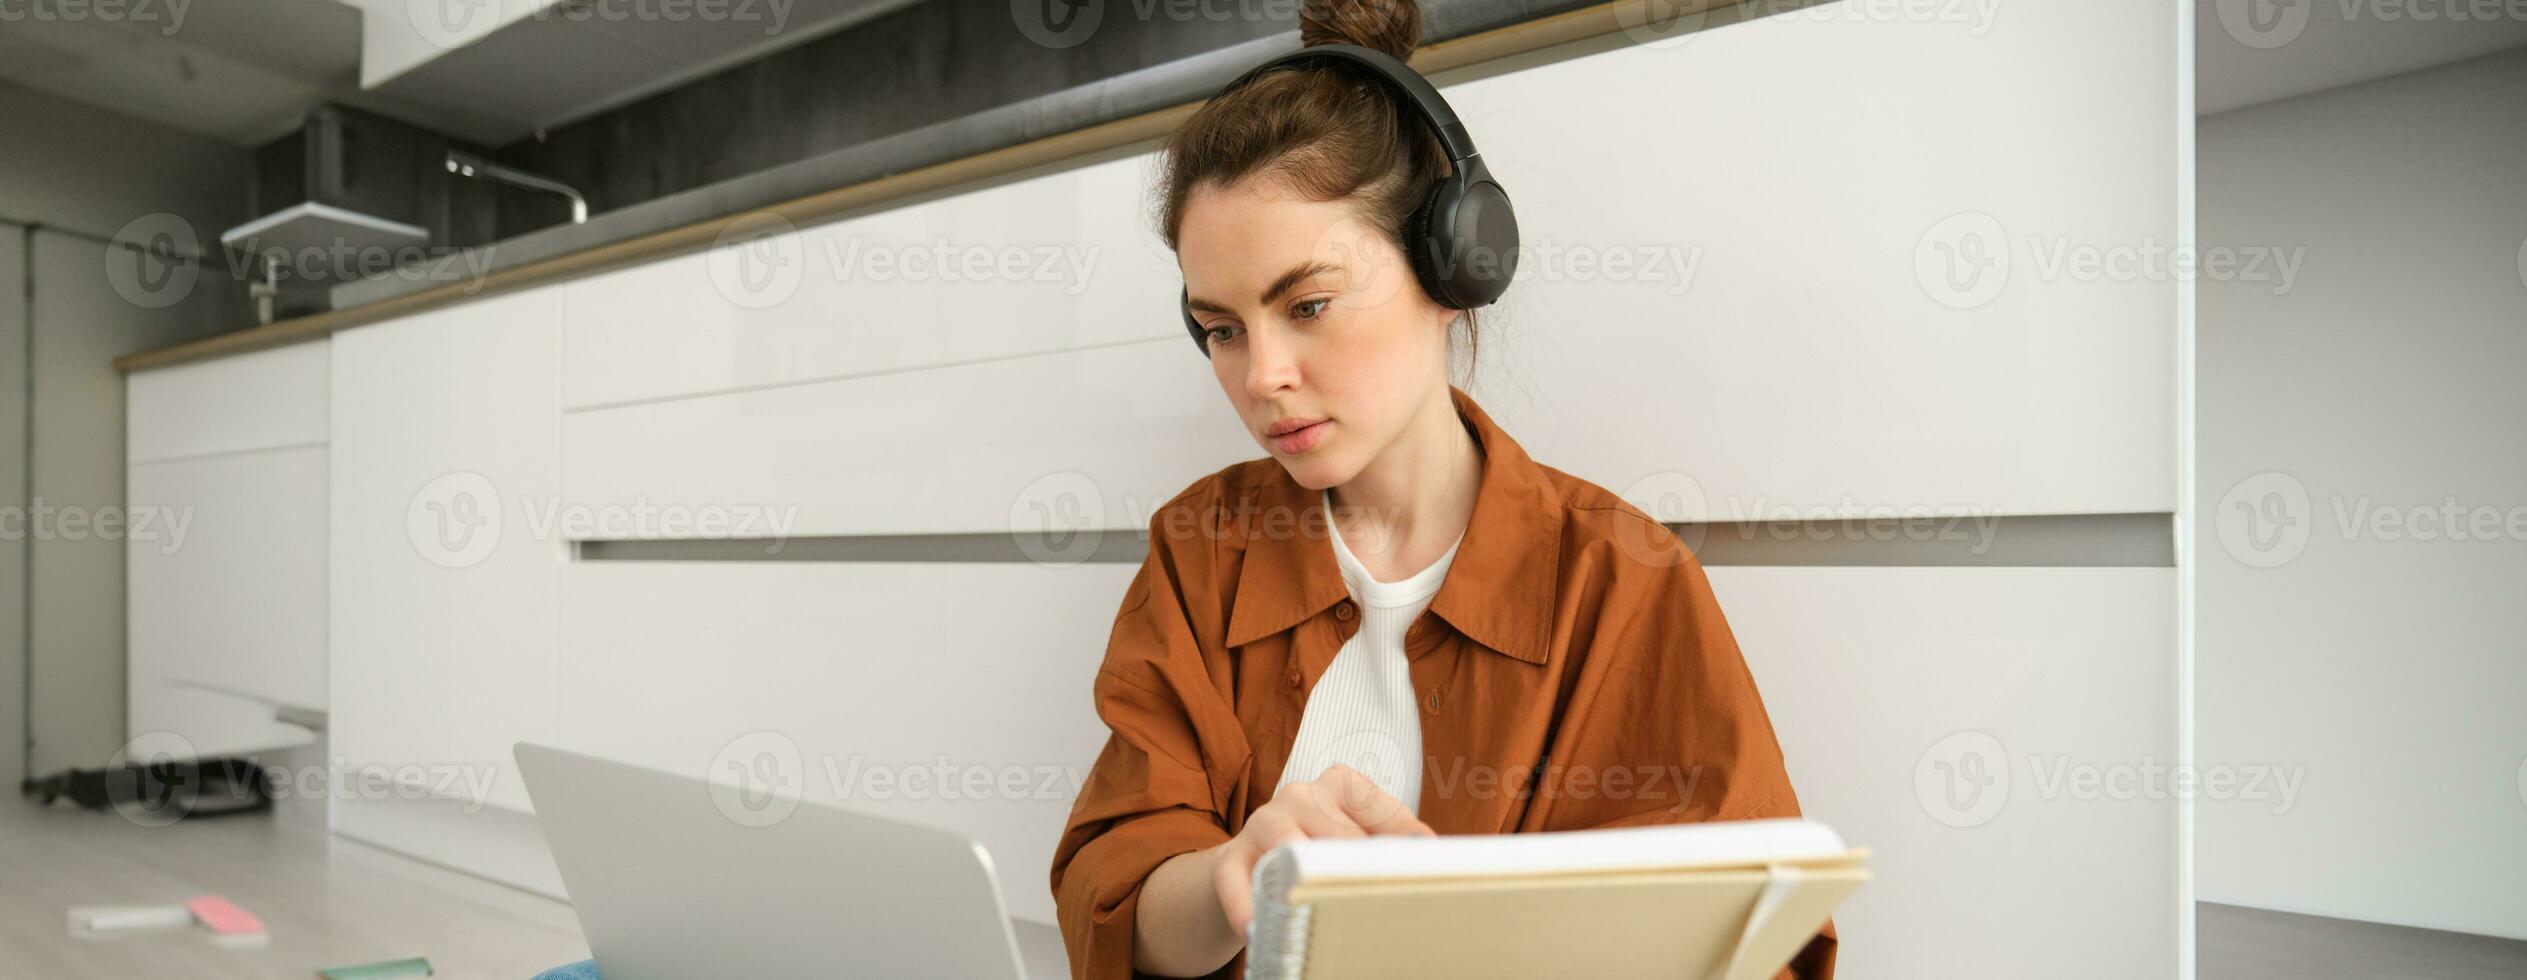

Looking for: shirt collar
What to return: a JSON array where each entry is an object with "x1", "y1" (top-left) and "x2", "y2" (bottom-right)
[{"x1": 1222, "y1": 384, "x2": 1564, "y2": 664}]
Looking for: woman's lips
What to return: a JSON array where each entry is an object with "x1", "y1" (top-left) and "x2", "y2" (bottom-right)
[{"x1": 1270, "y1": 419, "x2": 1331, "y2": 454}]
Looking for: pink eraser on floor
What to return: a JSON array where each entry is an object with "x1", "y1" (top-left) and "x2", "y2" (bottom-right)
[{"x1": 185, "y1": 895, "x2": 264, "y2": 936}]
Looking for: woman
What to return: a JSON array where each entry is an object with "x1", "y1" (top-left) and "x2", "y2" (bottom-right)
[{"x1": 1048, "y1": 2, "x2": 1834, "y2": 979}]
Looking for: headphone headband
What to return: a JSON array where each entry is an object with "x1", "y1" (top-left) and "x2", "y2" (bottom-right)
[{"x1": 1218, "y1": 43, "x2": 1481, "y2": 166}]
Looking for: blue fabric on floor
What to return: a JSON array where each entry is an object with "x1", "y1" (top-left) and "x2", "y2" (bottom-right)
[{"x1": 530, "y1": 960, "x2": 601, "y2": 980}]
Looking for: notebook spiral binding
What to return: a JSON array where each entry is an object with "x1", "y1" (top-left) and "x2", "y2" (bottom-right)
[{"x1": 1245, "y1": 846, "x2": 1313, "y2": 980}]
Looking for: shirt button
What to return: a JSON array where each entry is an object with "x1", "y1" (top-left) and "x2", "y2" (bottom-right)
[
  {"x1": 1285, "y1": 669, "x2": 1302, "y2": 689},
  {"x1": 1422, "y1": 690, "x2": 1441, "y2": 713},
  {"x1": 1334, "y1": 600, "x2": 1356, "y2": 622}
]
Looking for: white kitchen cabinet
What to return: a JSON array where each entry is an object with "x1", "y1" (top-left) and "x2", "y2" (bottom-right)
[
  {"x1": 1713, "y1": 566, "x2": 2180, "y2": 979},
  {"x1": 561, "y1": 339, "x2": 1252, "y2": 540},
  {"x1": 558, "y1": 0, "x2": 2179, "y2": 527},
  {"x1": 125, "y1": 340, "x2": 332, "y2": 761},
  {"x1": 554, "y1": 560, "x2": 1129, "y2": 924},
  {"x1": 558, "y1": 151, "x2": 1175, "y2": 411},
  {"x1": 329, "y1": 285, "x2": 566, "y2": 843},
  {"x1": 127, "y1": 339, "x2": 330, "y2": 463}
]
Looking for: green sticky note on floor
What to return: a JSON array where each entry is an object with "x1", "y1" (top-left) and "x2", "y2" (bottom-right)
[{"x1": 318, "y1": 956, "x2": 434, "y2": 979}]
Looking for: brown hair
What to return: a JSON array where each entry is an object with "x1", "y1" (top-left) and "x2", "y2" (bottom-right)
[{"x1": 1157, "y1": 0, "x2": 1480, "y2": 372}]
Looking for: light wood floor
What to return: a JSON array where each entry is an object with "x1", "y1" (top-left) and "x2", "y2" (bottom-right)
[{"x1": 1, "y1": 797, "x2": 589, "y2": 978}]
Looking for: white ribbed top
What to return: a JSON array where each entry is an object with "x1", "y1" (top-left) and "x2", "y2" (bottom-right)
[{"x1": 1273, "y1": 489, "x2": 1466, "y2": 816}]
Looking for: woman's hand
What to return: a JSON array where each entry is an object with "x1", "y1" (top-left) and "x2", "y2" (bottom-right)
[
  {"x1": 1211, "y1": 764, "x2": 1436, "y2": 937},
  {"x1": 1130, "y1": 764, "x2": 1434, "y2": 976}
]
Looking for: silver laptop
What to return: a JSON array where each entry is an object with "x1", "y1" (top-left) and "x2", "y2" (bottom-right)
[{"x1": 514, "y1": 741, "x2": 1066, "y2": 980}]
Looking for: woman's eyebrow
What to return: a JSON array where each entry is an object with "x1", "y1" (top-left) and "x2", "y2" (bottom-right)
[{"x1": 1185, "y1": 260, "x2": 1341, "y2": 315}]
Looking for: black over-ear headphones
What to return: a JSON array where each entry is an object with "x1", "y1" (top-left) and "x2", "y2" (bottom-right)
[{"x1": 1179, "y1": 42, "x2": 1520, "y2": 357}]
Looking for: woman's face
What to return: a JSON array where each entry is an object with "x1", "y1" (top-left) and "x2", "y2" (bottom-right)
[{"x1": 1178, "y1": 175, "x2": 1456, "y2": 490}]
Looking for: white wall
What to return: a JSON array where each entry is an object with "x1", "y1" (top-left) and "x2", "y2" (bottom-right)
[
  {"x1": 23, "y1": 235, "x2": 246, "y2": 778},
  {"x1": 0, "y1": 80, "x2": 250, "y2": 784},
  {"x1": 2197, "y1": 47, "x2": 2527, "y2": 939},
  {"x1": 0, "y1": 82, "x2": 249, "y2": 238}
]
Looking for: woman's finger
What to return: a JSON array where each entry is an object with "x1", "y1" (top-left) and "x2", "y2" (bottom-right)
[
  {"x1": 1315, "y1": 765, "x2": 1431, "y2": 836},
  {"x1": 1215, "y1": 821, "x2": 1310, "y2": 936},
  {"x1": 1286, "y1": 793, "x2": 1369, "y2": 839},
  {"x1": 1213, "y1": 843, "x2": 1256, "y2": 938}
]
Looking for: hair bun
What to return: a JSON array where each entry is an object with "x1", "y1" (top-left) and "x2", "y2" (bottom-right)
[{"x1": 1299, "y1": 0, "x2": 1423, "y2": 62}]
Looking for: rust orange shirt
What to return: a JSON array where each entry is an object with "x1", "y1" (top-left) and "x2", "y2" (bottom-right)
[{"x1": 1050, "y1": 384, "x2": 1837, "y2": 980}]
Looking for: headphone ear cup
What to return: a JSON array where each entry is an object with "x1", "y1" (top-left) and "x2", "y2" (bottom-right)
[
  {"x1": 1180, "y1": 285, "x2": 1212, "y2": 359},
  {"x1": 1407, "y1": 181, "x2": 1456, "y2": 308},
  {"x1": 1432, "y1": 178, "x2": 1518, "y2": 309}
]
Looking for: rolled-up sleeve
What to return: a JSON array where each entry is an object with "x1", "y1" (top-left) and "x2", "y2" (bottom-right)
[{"x1": 1051, "y1": 502, "x2": 1249, "y2": 980}]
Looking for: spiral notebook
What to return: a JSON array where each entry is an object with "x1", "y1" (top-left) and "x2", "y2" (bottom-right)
[{"x1": 1243, "y1": 818, "x2": 1866, "y2": 980}]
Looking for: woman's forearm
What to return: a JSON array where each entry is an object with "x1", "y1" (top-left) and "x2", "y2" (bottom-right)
[{"x1": 1131, "y1": 845, "x2": 1243, "y2": 976}]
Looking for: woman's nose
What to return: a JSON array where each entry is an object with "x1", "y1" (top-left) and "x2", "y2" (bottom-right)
[{"x1": 1241, "y1": 323, "x2": 1303, "y2": 399}]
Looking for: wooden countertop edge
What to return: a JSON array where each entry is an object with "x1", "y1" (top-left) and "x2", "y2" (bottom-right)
[{"x1": 114, "y1": 0, "x2": 1683, "y2": 374}]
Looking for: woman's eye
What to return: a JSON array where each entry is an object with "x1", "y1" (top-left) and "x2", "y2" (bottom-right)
[
  {"x1": 1206, "y1": 323, "x2": 1238, "y2": 347},
  {"x1": 1293, "y1": 298, "x2": 1329, "y2": 320}
]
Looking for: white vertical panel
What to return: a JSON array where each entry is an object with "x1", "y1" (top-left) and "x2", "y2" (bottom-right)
[
  {"x1": 554, "y1": 561, "x2": 1129, "y2": 925},
  {"x1": 331, "y1": 286, "x2": 565, "y2": 819},
  {"x1": 126, "y1": 340, "x2": 331, "y2": 463},
  {"x1": 537, "y1": 560, "x2": 2180, "y2": 962},
  {"x1": 126, "y1": 446, "x2": 329, "y2": 758},
  {"x1": 124, "y1": 339, "x2": 334, "y2": 763},
  {"x1": 560, "y1": 1, "x2": 2180, "y2": 520},
  {"x1": 1442, "y1": 1, "x2": 2181, "y2": 518},
  {"x1": 1712, "y1": 566, "x2": 2180, "y2": 979},
  {"x1": 558, "y1": 151, "x2": 1177, "y2": 409},
  {"x1": 562, "y1": 340, "x2": 1252, "y2": 538}
]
